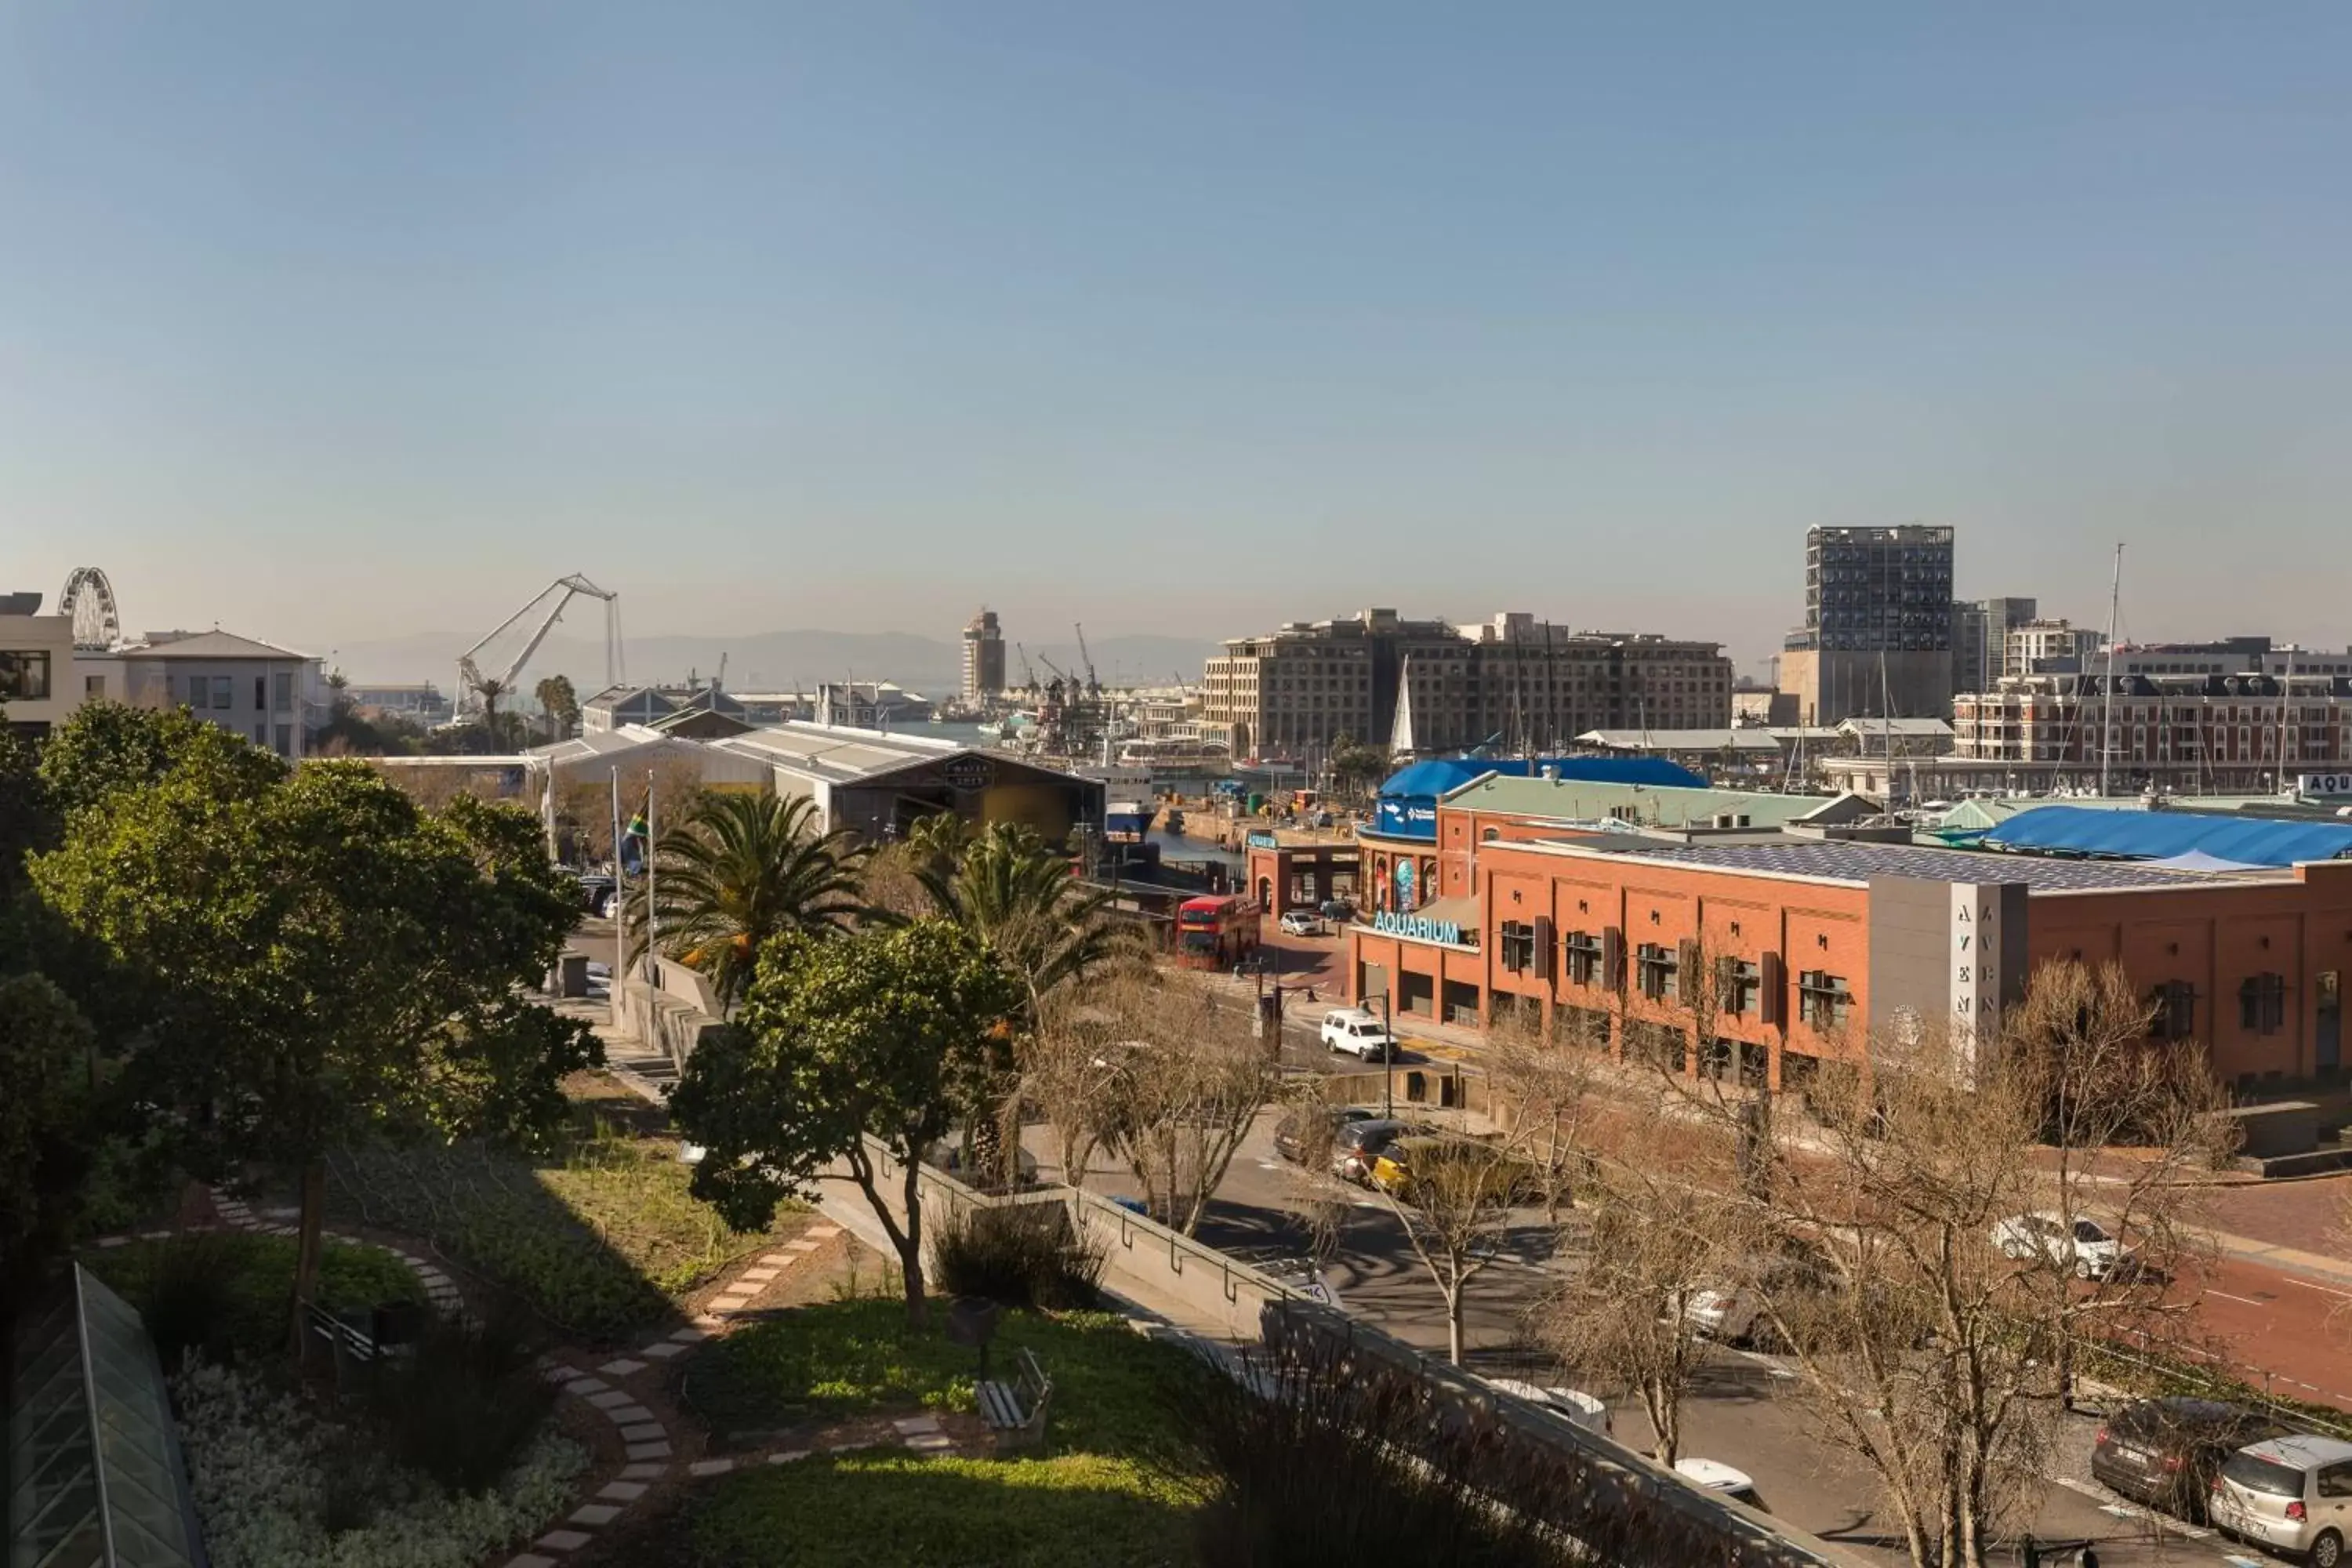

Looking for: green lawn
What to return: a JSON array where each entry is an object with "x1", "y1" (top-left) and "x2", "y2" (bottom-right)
[
  {"x1": 671, "y1": 1299, "x2": 1210, "y2": 1568},
  {"x1": 324, "y1": 1090, "x2": 804, "y2": 1340}
]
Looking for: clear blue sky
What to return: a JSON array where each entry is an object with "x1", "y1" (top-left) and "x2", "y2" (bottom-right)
[{"x1": 5, "y1": 2, "x2": 2348, "y2": 673}]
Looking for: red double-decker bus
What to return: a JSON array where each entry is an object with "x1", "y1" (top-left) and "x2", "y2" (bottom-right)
[{"x1": 1174, "y1": 895, "x2": 1261, "y2": 971}]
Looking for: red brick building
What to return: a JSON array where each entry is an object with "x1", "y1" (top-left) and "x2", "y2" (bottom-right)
[{"x1": 1345, "y1": 834, "x2": 2352, "y2": 1094}]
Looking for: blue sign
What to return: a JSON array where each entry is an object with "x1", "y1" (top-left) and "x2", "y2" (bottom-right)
[
  {"x1": 1372, "y1": 799, "x2": 1440, "y2": 840},
  {"x1": 1373, "y1": 909, "x2": 1466, "y2": 946},
  {"x1": 1245, "y1": 830, "x2": 1277, "y2": 848}
]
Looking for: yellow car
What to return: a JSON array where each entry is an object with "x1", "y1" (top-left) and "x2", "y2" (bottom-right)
[{"x1": 1369, "y1": 1135, "x2": 1548, "y2": 1206}]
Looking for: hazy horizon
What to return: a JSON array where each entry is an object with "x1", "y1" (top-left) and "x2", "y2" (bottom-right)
[{"x1": 9, "y1": 3, "x2": 2350, "y2": 673}]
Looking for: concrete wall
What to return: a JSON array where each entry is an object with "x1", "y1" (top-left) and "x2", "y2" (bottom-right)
[{"x1": 618, "y1": 957, "x2": 726, "y2": 1075}]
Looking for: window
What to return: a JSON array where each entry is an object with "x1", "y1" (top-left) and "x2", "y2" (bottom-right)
[
  {"x1": 2239, "y1": 973, "x2": 2286, "y2": 1035},
  {"x1": 85, "y1": 673, "x2": 105, "y2": 697},
  {"x1": 251, "y1": 724, "x2": 265, "y2": 745},
  {"x1": 273, "y1": 671, "x2": 293, "y2": 711},
  {"x1": 0, "y1": 651, "x2": 53, "y2": 701},
  {"x1": 274, "y1": 724, "x2": 292, "y2": 756},
  {"x1": 2150, "y1": 981, "x2": 2196, "y2": 1040},
  {"x1": 212, "y1": 675, "x2": 232, "y2": 708},
  {"x1": 1635, "y1": 942, "x2": 1678, "y2": 1001},
  {"x1": 1624, "y1": 1018, "x2": 1686, "y2": 1070},
  {"x1": 1798, "y1": 971, "x2": 1853, "y2": 1030},
  {"x1": 254, "y1": 676, "x2": 267, "y2": 710},
  {"x1": 2318, "y1": 1462, "x2": 2352, "y2": 1501},
  {"x1": 187, "y1": 674, "x2": 209, "y2": 709},
  {"x1": 1499, "y1": 921, "x2": 1537, "y2": 973},
  {"x1": 1719, "y1": 956, "x2": 1761, "y2": 1015},
  {"x1": 1563, "y1": 931, "x2": 1604, "y2": 986}
]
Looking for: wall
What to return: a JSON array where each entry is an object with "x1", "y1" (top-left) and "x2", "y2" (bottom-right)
[
  {"x1": 617, "y1": 957, "x2": 726, "y2": 1076},
  {"x1": 121, "y1": 655, "x2": 312, "y2": 759},
  {"x1": 0, "y1": 610, "x2": 80, "y2": 736}
]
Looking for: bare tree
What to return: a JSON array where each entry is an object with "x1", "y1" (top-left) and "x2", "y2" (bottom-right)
[
  {"x1": 1542, "y1": 1094, "x2": 1749, "y2": 1465},
  {"x1": 1702, "y1": 961, "x2": 2230, "y2": 1568},
  {"x1": 1376, "y1": 1132, "x2": 1534, "y2": 1366},
  {"x1": 1091, "y1": 977, "x2": 1279, "y2": 1234},
  {"x1": 1484, "y1": 1007, "x2": 1602, "y2": 1222}
]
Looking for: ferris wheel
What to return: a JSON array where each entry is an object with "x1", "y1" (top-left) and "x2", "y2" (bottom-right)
[{"x1": 59, "y1": 567, "x2": 122, "y2": 650}]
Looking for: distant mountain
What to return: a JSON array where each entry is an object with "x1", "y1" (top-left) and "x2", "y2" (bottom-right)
[{"x1": 332, "y1": 628, "x2": 1223, "y2": 698}]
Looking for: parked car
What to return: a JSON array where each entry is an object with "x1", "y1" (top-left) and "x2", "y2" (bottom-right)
[
  {"x1": 1990, "y1": 1210, "x2": 2129, "y2": 1279},
  {"x1": 2209, "y1": 1433, "x2": 2352, "y2": 1566},
  {"x1": 1319, "y1": 898, "x2": 1356, "y2": 923},
  {"x1": 1319, "y1": 1007, "x2": 1398, "y2": 1060},
  {"x1": 1680, "y1": 1245, "x2": 1838, "y2": 1348},
  {"x1": 1481, "y1": 1375, "x2": 1612, "y2": 1438},
  {"x1": 1279, "y1": 909, "x2": 1327, "y2": 938},
  {"x1": 1272, "y1": 1105, "x2": 1381, "y2": 1165},
  {"x1": 1675, "y1": 1457, "x2": 1765, "y2": 1509},
  {"x1": 1370, "y1": 1134, "x2": 1546, "y2": 1207},
  {"x1": 2093, "y1": 1397, "x2": 2284, "y2": 1522},
  {"x1": 1329, "y1": 1118, "x2": 1420, "y2": 1184}
]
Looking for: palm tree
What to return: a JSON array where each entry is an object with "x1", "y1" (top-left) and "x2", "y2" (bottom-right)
[
  {"x1": 915, "y1": 822, "x2": 1134, "y2": 1020},
  {"x1": 629, "y1": 792, "x2": 866, "y2": 1008}
]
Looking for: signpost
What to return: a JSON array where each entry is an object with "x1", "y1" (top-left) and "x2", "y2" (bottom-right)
[{"x1": 942, "y1": 754, "x2": 996, "y2": 793}]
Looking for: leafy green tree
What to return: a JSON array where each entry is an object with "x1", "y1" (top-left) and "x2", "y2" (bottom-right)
[
  {"x1": 0, "y1": 712, "x2": 49, "y2": 894},
  {"x1": 630, "y1": 792, "x2": 867, "y2": 1010},
  {"x1": 535, "y1": 673, "x2": 582, "y2": 742},
  {"x1": 0, "y1": 973, "x2": 104, "y2": 1311},
  {"x1": 1327, "y1": 732, "x2": 1391, "y2": 807},
  {"x1": 36, "y1": 699, "x2": 286, "y2": 825},
  {"x1": 31, "y1": 757, "x2": 596, "y2": 1348},
  {"x1": 670, "y1": 920, "x2": 1023, "y2": 1325}
]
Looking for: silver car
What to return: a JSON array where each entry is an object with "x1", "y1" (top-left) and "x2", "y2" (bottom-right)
[{"x1": 2209, "y1": 1433, "x2": 2352, "y2": 1566}]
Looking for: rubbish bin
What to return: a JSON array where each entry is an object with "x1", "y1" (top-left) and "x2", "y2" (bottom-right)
[{"x1": 557, "y1": 953, "x2": 590, "y2": 997}]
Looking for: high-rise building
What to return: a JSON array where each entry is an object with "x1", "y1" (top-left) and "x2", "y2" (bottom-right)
[
  {"x1": 2002, "y1": 619, "x2": 2101, "y2": 677},
  {"x1": 1951, "y1": 597, "x2": 2037, "y2": 696},
  {"x1": 1200, "y1": 608, "x2": 1732, "y2": 760},
  {"x1": 1777, "y1": 524, "x2": 1955, "y2": 724},
  {"x1": 960, "y1": 609, "x2": 1006, "y2": 702}
]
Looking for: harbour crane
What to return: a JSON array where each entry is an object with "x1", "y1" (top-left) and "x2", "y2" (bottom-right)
[
  {"x1": 1073, "y1": 622, "x2": 1101, "y2": 696},
  {"x1": 1014, "y1": 641, "x2": 1039, "y2": 691},
  {"x1": 455, "y1": 574, "x2": 622, "y2": 724}
]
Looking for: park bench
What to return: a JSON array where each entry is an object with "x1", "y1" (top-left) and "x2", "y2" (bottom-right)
[{"x1": 975, "y1": 1347, "x2": 1053, "y2": 1452}]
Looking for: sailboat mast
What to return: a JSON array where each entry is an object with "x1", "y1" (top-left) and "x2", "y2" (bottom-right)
[{"x1": 2098, "y1": 543, "x2": 2123, "y2": 798}]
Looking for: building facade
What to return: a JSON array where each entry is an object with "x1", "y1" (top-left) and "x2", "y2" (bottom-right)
[
  {"x1": 1951, "y1": 597, "x2": 2037, "y2": 698},
  {"x1": 1201, "y1": 608, "x2": 1731, "y2": 760},
  {"x1": 961, "y1": 609, "x2": 1007, "y2": 702},
  {"x1": 82, "y1": 630, "x2": 323, "y2": 760},
  {"x1": 1343, "y1": 831, "x2": 2352, "y2": 1092},
  {"x1": 0, "y1": 591, "x2": 84, "y2": 739},
  {"x1": 2003, "y1": 619, "x2": 2101, "y2": 677},
  {"x1": 1951, "y1": 671, "x2": 2352, "y2": 792},
  {"x1": 1779, "y1": 525, "x2": 1956, "y2": 724}
]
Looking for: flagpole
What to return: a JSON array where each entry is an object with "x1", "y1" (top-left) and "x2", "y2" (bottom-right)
[
  {"x1": 644, "y1": 768, "x2": 659, "y2": 984},
  {"x1": 609, "y1": 766, "x2": 625, "y2": 1030}
]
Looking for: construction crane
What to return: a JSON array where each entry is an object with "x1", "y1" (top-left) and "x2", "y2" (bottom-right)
[
  {"x1": 1073, "y1": 622, "x2": 1100, "y2": 696},
  {"x1": 1014, "y1": 641, "x2": 1039, "y2": 691},
  {"x1": 455, "y1": 574, "x2": 622, "y2": 724}
]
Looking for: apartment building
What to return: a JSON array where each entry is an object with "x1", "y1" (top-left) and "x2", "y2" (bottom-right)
[
  {"x1": 82, "y1": 630, "x2": 325, "y2": 760},
  {"x1": 2003, "y1": 619, "x2": 2101, "y2": 677},
  {"x1": 1201, "y1": 608, "x2": 1731, "y2": 760},
  {"x1": 1778, "y1": 525, "x2": 1956, "y2": 724},
  {"x1": 0, "y1": 591, "x2": 85, "y2": 739},
  {"x1": 1952, "y1": 671, "x2": 2352, "y2": 791},
  {"x1": 1951, "y1": 597, "x2": 2037, "y2": 696},
  {"x1": 961, "y1": 608, "x2": 1006, "y2": 702}
]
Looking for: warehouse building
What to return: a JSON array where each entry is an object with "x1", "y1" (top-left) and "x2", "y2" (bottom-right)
[{"x1": 712, "y1": 722, "x2": 1101, "y2": 846}]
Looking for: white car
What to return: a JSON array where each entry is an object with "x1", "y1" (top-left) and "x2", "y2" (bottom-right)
[
  {"x1": 1675, "y1": 1457, "x2": 1764, "y2": 1508},
  {"x1": 1990, "y1": 1211, "x2": 2128, "y2": 1278},
  {"x1": 1679, "y1": 1282, "x2": 1766, "y2": 1345},
  {"x1": 1278, "y1": 909, "x2": 1327, "y2": 937},
  {"x1": 1318, "y1": 1007, "x2": 1396, "y2": 1060},
  {"x1": 2209, "y1": 1434, "x2": 2352, "y2": 1566},
  {"x1": 1482, "y1": 1376, "x2": 1612, "y2": 1438}
]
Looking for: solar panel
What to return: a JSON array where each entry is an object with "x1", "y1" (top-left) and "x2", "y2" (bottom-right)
[{"x1": 1593, "y1": 838, "x2": 2272, "y2": 892}]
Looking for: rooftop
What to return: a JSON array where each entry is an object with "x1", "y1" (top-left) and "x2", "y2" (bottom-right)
[
  {"x1": 1576, "y1": 728, "x2": 1784, "y2": 753},
  {"x1": 1542, "y1": 837, "x2": 2285, "y2": 893},
  {"x1": 713, "y1": 720, "x2": 1009, "y2": 786},
  {"x1": 112, "y1": 629, "x2": 312, "y2": 661},
  {"x1": 1442, "y1": 773, "x2": 1857, "y2": 829}
]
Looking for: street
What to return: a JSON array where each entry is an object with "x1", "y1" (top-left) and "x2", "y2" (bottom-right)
[{"x1": 1039, "y1": 1096, "x2": 2347, "y2": 1567}]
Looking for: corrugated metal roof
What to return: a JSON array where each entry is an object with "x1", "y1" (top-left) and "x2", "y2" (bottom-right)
[
  {"x1": 1983, "y1": 804, "x2": 2352, "y2": 868},
  {"x1": 1588, "y1": 838, "x2": 2271, "y2": 891},
  {"x1": 1441, "y1": 774, "x2": 1853, "y2": 829}
]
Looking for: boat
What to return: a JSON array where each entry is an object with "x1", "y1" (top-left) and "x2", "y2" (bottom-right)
[{"x1": 1103, "y1": 801, "x2": 1154, "y2": 844}]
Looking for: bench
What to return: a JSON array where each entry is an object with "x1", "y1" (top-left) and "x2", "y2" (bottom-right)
[{"x1": 975, "y1": 1348, "x2": 1052, "y2": 1452}]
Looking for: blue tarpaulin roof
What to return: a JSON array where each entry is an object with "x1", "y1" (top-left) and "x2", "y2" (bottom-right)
[
  {"x1": 1982, "y1": 805, "x2": 2352, "y2": 868},
  {"x1": 1377, "y1": 756, "x2": 1704, "y2": 801}
]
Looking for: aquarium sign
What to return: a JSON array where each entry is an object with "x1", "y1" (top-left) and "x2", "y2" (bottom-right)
[
  {"x1": 942, "y1": 755, "x2": 996, "y2": 792},
  {"x1": 1373, "y1": 909, "x2": 1465, "y2": 946}
]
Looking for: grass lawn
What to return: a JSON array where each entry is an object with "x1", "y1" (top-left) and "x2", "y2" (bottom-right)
[
  {"x1": 324, "y1": 1079, "x2": 804, "y2": 1340},
  {"x1": 86, "y1": 1231, "x2": 424, "y2": 1363},
  {"x1": 671, "y1": 1298, "x2": 1210, "y2": 1568}
]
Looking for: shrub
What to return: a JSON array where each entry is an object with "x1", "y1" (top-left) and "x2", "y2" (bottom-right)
[
  {"x1": 927, "y1": 1203, "x2": 1105, "y2": 1312},
  {"x1": 87, "y1": 1231, "x2": 423, "y2": 1367},
  {"x1": 365, "y1": 1304, "x2": 557, "y2": 1495}
]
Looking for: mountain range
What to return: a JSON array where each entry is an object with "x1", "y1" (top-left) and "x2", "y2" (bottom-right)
[{"x1": 330, "y1": 629, "x2": 1223, "y2": 699}]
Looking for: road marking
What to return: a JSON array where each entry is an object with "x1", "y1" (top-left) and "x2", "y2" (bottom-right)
[
  {"x1": 2204, "y1": 1288, "x2": 2263, "y2": 1306},
  {"x1": 2285, "y1": 1276, "x2": 2352, "y2": 1301},
  {"x1": 2053, "y1": 1476, "x2": 2213, "y2": 1540}
]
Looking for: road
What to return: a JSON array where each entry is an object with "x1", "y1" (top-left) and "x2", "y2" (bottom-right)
[{"x1": 1044, "y1": 1101, "x2": 2334, "y2": 1566}]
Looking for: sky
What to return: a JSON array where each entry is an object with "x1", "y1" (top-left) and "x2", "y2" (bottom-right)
[{"x1": 5, "y1": 2, "x2": 2350, "y2": 676}]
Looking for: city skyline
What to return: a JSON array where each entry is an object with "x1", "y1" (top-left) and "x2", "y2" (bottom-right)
[{"x1": 8, "y1": 4, "x2": 2352, "y2": 665}]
